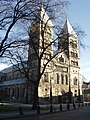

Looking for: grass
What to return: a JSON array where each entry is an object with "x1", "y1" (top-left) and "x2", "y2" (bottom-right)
[
  {"x1": 0, "y1": 105, "x2": 18, "y2": 112},
  {"x1": 0, "y1": 105, "x2": 32, "y2": 112},
  {"x1": 0, "y1": 105, "x2": 50, "y2": 112},
  {"x1": 0, "y1": 102, "x2": 50, "y2": 112}
]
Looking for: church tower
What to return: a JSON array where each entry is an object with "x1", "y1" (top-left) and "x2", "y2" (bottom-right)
[
  {"x1": 29, "y1": 6, "x2": 82, "y2": 103},
  {"x1": 58, "y1": 18, "x2": 81, "y2": 99},
  {"x1": 29, "y1": 6, "x2": 53, "y2": 79},
  {"x1": 28, "y1": 6, "x2": 53, "y2": 102}
]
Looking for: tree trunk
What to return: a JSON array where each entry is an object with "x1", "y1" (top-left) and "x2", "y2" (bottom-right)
[
  {"x1": 25, "y1": 82, "x2": 29, "y2": 104},
  {"x1": 32, "y1": 59, "x2": 41, "y2": 109},
  {"x1": 32, "y1": 83, "x2": 39, "y2": 109}
]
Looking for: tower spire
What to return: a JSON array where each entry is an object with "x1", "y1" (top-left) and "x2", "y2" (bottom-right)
[
  {"x1": 60, "y1": 18, "x2": 77, "y2": 37},
  {"x1": 65, "y1": 18, "x2": 77, "y2": 36}
]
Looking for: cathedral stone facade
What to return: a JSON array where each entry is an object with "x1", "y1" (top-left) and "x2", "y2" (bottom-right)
[{"x1": 0, "y1": 7, "x2": 82, "y2": 104}]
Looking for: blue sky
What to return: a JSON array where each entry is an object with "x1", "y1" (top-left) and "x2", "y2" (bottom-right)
[
  {"x1": 0, "y1": 0, "x2": 90, "y2": 82},
  {"x1": 68, "y1": 0, "x2": 90, "y2": 82}
]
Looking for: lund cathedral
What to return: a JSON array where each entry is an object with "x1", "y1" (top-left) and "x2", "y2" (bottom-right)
[{"x1": 0, "y1": 7, "x2": 82, "y2": 104}]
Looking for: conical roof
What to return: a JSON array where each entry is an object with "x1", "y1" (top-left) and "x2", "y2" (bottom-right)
[
  {"x1": 60, "y1": 18, "x2": 77, "y2": 37},
  {"x1": 39, "y1": 6, "x2": 53, "y2": 26}
]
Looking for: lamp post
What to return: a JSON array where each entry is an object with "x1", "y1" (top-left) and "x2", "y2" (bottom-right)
[
  {"x1": 68, "y1": 57, "x2": 72, "y2": 104},
  {"x1": 67, "y1": 80, "x2": 71, "y2": 110},
  {"x1": 78, "y1": 69, "x2": 80, "y2": 107},
  {"x1": 50, "y1": 79, "x2": 52, "y2": 104},
  {"x1": 78, "y1": 80, "x2": 80, "y2": 107},
  {"x1": 50, "y1": 79, "x2": 53, "y2": 112},
  {"x1": 67, "y1": 51, "x2": 72, "y2": 110},
  {"x1": 68, "y1": 78, "x2": 72, "y2": 103}
]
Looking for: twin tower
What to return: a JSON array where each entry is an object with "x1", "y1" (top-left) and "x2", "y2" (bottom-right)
[{"x1": 29, "y1": 7, "x2": 81, "y2": 103}]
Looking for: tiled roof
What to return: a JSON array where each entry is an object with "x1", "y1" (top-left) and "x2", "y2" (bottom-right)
[{"x1": 0, "y1": 78, "x2": 26, "y2": 86}]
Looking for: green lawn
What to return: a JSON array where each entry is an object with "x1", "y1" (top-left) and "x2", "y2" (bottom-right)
[
  {"x1": 0, "y1": 102, "x2": 50, "y2": 112},
  {"x1": 0, "y1": 105, "x2": 32, "y2": 112}
]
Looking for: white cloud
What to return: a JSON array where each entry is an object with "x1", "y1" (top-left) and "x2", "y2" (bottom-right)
[{"x1": 0, "y1": 64, "x2": 8, "y2": 71}]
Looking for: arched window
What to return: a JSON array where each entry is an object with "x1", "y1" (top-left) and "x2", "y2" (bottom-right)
[
  {"x1": 61, "y1": 74, "x2": 64, "y2": 84},
  {"x1": 65, "y1": 75, "x2": 68, "y2": 85},
  {"x1": 59, "y1": 55, "x2": 64, "y2": 62},
  {"x1": 74, "y1": 77, "x2": 77, "y2": 85},
  {"x1": 44, "y1": 73, "x2": 48, "y2": 82},
  {"x1": 56, "y1": 73, "x2": 59, "y2": 84}
]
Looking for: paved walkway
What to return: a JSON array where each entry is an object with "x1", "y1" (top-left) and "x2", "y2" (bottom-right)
[{"x1": 0, "y1": 103, "x2": 84, "y2": 119}]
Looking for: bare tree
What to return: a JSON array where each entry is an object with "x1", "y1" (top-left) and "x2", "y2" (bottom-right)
[
  {"x1": 0, "y1": 0, "x2": 41, "y2": 57},
  {"x1": 0, "y1": 0, "x2": 86, "y2": 109},
  {"x1": 1, "y1": 0, "x2": 70, "y2": 107}
]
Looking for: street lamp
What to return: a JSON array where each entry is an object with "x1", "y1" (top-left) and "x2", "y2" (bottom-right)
[
  {"x1": 68, "y1": 49, "x2": 72, "y2": 104},
  {"x1": 67, "y1": 80, "x2": 71, "y2": 110},
  {"x1": 78, "y1": 70, "x2": 81, "y2": 107},
  {"x1": 67, "y1": 59, "x2": 72, "y2": 110},
  {"x1": 50, "y1": 79, "x2": 54, "y2": 112},
  {"x1": 68, "y1": 79, "x2": 72, "y2": 103},
  {"x1": 78, "y1": 80, "x2": 80, "y2": 107},
  {"x1": 50, "y1": 79, "x2": 52, "y2": 104}
]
